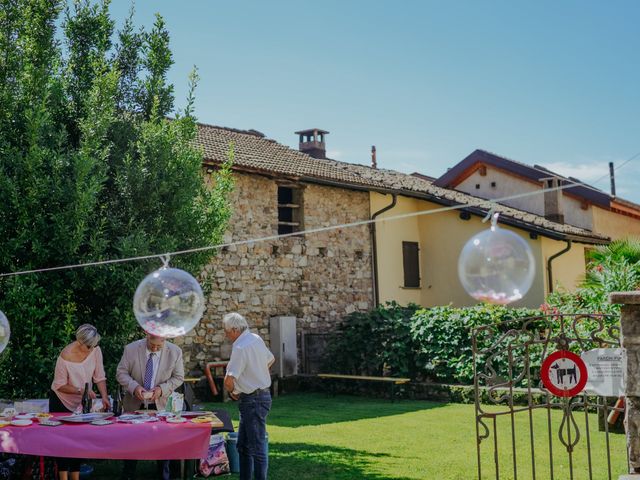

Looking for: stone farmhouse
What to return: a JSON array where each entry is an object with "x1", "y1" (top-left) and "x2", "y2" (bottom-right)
[{"x1": 174, "y1": 124, "x2": 636, "y2": 376}]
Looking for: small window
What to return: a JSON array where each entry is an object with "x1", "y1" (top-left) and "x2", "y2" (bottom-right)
[
  {"x1": 278, "y1": 186, "x2": 304, "y2": 235},
  {"x1": 402, "y1": 241, "x2": 420, "y2": 288}
]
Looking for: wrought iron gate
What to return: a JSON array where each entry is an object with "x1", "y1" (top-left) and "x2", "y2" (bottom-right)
[{"x1": 473, "y1": 313, "x2": 626, "y2": 480}]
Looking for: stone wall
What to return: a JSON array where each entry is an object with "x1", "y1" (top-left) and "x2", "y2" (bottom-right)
[{"x1": 175, "y1": 172, "x2": 374, "y2": 373}]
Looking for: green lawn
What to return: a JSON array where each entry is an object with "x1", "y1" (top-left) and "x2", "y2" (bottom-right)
[{"x1": 91, "y1": 393, "x2": 628, "y2": 479}]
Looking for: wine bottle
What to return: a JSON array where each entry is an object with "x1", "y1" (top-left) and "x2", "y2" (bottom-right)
[
  {"x1": 112, "y1": 386, "x2": 118, "y2": 416},
  {"x1": 114, "y1": 385, "x2": 123, "y2": 417},
  {"x1": 81, "y1": 383, "x2": 91, "y2": 414}
]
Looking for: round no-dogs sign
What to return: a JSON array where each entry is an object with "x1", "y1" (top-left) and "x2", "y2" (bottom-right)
[{"x1": 541, "y1": 350, "x2": 588, "y2": 397}]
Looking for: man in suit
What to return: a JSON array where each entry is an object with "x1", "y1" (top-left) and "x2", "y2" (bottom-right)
[{"x1": 116, "y1": 333, "x2": 184, "y2": 480}]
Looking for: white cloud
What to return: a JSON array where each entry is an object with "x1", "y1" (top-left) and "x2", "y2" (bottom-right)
[
  {"x1": 539, "y1": 161, "x2": 609, "y2": 183},
  {"x1": 539, "y1": 159, "x2": 640, "y2": 201}
]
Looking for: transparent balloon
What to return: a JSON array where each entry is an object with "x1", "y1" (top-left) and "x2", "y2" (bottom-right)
[
  {"x1": 133, "y1": 267, "x2": 205, "y2": 338},
  {"x1": 458, "y1": 214, "x2": 535, "y2": 305},
  {"x1": 0, "y1": 310, "x2": 10, "y2": 354}
]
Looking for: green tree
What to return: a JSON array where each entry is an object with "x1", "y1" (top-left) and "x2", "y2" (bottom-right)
[
  {"x1": 585, "y1": 237, "x2": 640, "y2": 266},
  {"x1": 0, "y1": 0, "x2": 233, "y2": 398},
  {"x1": 546, "y1": 237, "x2": 640, "y2": 318},
  {"x1": 582, "y1": 238, "x2": 640, "y2": 291}
]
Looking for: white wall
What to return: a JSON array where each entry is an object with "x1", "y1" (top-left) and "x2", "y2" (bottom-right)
[{"x1": 456, "y1": 167, "x2": 593, "y2": 230}]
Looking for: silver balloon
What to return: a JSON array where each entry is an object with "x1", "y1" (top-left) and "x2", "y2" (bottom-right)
[
  {"x1": 133, "y1": 267, "x2": 205, "y2": 338},
  {"x1": 458, "y1": 217, "x2": 535, "y2": 305},
  {"x1": 0, "y1": 310, "x2": 10, "y2": 354}
]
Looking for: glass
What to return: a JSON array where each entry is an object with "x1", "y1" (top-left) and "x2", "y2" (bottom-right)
[
  {"x1": 458, "y1": 217, "x2": 535, "y2": 305},
  {"x1": 133, "y1": 267, "x2": 205, "y2": 338}
]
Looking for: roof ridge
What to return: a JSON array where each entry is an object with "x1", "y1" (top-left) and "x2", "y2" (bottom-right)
[
  {"x1": 195, "y1": 121, "x2": 266, "y2": 138},
  {"x1": 476, "y1": 149, "x2": 554, "y2": 174},
  {"x1": 477, "y1": 149, "x2": 609, "y2": 194}
]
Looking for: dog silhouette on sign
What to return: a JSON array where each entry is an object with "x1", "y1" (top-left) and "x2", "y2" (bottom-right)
[{"x1": 550, "y1": 362, "x2": 577, "y2": 385}]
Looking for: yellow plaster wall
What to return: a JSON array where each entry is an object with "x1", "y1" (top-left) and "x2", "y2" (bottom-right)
[
  {"x1": 371, "y1": 193, "x2": 548, "y2": 308},
  {"x1": 417, "y1": 205, "x2": 545, "y2": 308},
  {"x1": 540, "y1": 237, "x2": 588, "y2": 293},
  {"x1": 592, "y1": 206, "x2": 640, "y2": 240},
  {"x1": 371, "y1": 193, "x2": 422, "y2": 305}
]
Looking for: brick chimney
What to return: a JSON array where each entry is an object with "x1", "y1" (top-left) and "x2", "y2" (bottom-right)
[
  {"x1": 541, "y1": 177, "x2": 565, "y2": 223},
  {"x1": 295, "y1": 128, "x2": 328, "y2": 159},
  {"x1": 371, "y1": 145, "x2": 377, "y2": 169}
]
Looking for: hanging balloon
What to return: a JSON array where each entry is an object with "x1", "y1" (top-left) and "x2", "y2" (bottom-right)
[
  {"x1": 458, "y1": 213, "x2": 535, "y2": 305},
  {"x1": 0, "y1": 310, "x2": 10, "y2": 354},
  {"x1": 133, "y1": 265, "x2": 205, "y2": 338}
]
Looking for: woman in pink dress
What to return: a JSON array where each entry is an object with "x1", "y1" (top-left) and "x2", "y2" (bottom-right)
[{"x1": 50, "y1": 324, "x2": 110, "y2": 480}]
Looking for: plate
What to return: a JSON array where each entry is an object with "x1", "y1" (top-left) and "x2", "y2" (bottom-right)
[
  {"x1": 15, "y1": 413, "x2": 36, "y2": 419},
  {"x1": 190, "y1": 415, "x2": 223, "y2": 427},
  {"x1": 117, "y1": 414, "x2": 142, "y2": 422},
  {"x1": 91, "y1": 420, "x2": 113, "y2": 426},
  {"x1": 11, "y1": 419, "x2": 33, "y2": 426},
  {"x1": 176, "y1": 411, "x2": 214, "y2": 417},
  {"x1": 59, "y1": 413, "x2": 113, "y2": 423},
  {"x1": 166, "y1": 416, "x2": 187, "y2": 424},
  {"x1": 39, "y1": 420, "x2": 62, "y2": 427},
  {"x1": 35, "y1": 413, "x2": 52, "y2": 419},
  {"x1": 117, "y1": 414, "x2": 157, "y2": 423},
  {"x1": 134, "y1": 410, "x2": 157, "y2": 415}
]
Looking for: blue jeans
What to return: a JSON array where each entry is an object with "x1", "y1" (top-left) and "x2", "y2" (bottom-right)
[{"x1": 237, "y1": 390, "x2": 271, "y2": 480}]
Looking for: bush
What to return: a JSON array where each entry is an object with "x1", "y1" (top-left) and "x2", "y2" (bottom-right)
[
  {"x1": 324, "y1": 303, "x2": 540, "y2": 386},
  {"x1": 546, "y1": 237, "x2": 640, "y2": 318},
  {"x1": 322, "y1": 303, "x2": 421, "y2": 378},
  {"x1": 410, "y1": 305, "x2": 540, "y2": 384}
]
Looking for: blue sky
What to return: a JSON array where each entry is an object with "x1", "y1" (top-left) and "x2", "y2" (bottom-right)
[{"x1": 108, "y1": 1, "x2": 640, "y2": 202}]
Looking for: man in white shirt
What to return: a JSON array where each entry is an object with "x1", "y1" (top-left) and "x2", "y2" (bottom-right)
[{"x1": 223, "y1": 313, "x2": 275, "y2": 480}]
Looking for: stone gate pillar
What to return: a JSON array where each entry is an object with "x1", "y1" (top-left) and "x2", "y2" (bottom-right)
[{"x1": 611, "y1": 292, "x2": 640, "y2": 477}]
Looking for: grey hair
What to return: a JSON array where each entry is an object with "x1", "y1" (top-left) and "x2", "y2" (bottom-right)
[
  {"x1": 222, "y1": 313, "x2": 249, "y2": 333},
  {"x1": 76, "y1": 324, "x2": 101, "y2": 348}
]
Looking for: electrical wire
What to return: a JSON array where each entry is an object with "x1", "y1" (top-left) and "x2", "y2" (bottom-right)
[{"x1": 0, "y1": 148, "x2": 638, "y2": 278}]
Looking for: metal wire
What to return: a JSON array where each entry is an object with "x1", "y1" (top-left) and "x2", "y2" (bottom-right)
[{"x1": 1, "y1": 149, "x2": 639, "y2": 278}]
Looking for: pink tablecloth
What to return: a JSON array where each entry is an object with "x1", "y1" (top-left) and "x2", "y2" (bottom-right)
[{"x1": 0, "y1": 414, "x2": 211, "y2": 460}]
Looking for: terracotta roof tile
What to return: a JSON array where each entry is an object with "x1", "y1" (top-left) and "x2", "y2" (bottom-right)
[{"x1": 195, "y1": 123, "x2": 609, "y2": 244}]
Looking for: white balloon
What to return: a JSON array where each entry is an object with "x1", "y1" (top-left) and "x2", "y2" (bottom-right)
[
  {"x1": 458, "y1": 222, "x2": 535, "y2": 305},
  {"x1": 133, "y1": 267, "x2": 205, "y2": 338},
  {"x1": 0, "y1": 311, "x2": 10, "y2": 354}
]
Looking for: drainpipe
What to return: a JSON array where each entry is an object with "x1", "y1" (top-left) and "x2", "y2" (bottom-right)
[
  {"x1": 371, "y1": 194, "x2": 397, "y2": 306},
  {"x1": 547, "y1": 240, "x2": 572, "y2": 294}
]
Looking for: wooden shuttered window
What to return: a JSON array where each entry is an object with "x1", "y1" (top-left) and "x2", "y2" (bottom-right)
[
  {"x1": 278, "y1": 186, "x2": 304, "y2": 235},
  {"x1": 402, "y1": 241, "x2": 420, "y2": 288}
]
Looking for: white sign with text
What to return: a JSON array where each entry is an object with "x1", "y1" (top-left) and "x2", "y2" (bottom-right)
[{"x1": 581, "y1": 348, "x2": 625, "y2": 397}]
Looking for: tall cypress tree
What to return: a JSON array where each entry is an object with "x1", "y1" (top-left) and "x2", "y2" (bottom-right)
[{"x1": 0, "y1": 0, "x2": 232, "y2": 397}]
